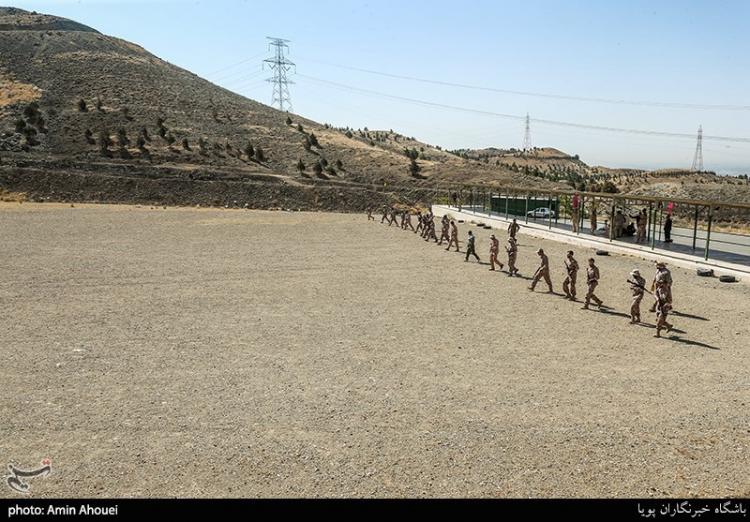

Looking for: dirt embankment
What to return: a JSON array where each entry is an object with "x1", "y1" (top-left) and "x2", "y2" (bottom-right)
[{"x1": 0, "y1": 163, "x2": 438, "y2": 211}]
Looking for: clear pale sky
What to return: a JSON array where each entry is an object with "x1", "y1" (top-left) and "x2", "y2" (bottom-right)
[{"x1": 11, "y1": 0, "x2": 750, "y2": 174}]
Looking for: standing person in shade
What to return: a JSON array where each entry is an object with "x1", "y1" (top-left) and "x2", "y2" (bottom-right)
[
  {"x1": 415, "y1": 211, "x2": 423, "y2": 235},
  {"x1": 505, "y1": 237, "x2": 519, "y2": 276},
  {"x1": 489, "y1": 234, "x2": 503, "y2": 271},
  {"x1": 571, "y1": 193, "x2": 580, "y2": 233},
  {"x1": 654, "y1": 281, "x2": 674, "y2": 338},
  {"x1": 451, "y1": 192, "x2": 459, "y2": 208},
  {"x1": 446, "y1": 220, "x2": 460, "y2": 252},
  {"x1": 649, "y1": 262, "x2": 673, "y2": 312},
  {"x1": 614, "y1": 210, "x2": 626, "y2": 238},
  {"x1": 367, "y1": 206, "x2": 375, "y2": 221},
  {"x1": 465, "y1": 230, "x2": 480, "y2": 262},
  {"x1": 438, "y1": 216, "x2": 450, "y2": 245},
  {"x1": 636, "y1": 209, "x2": 647, "y2": 243},
  {"x1": 529, "y1": 248, "x2": 553, "y2": 293},
  {"x1": 628, "y1": 269, "x2": 647, "y2": 324},
  {"x1": 664, "y1": 213, "x2": 673, "y2": 243},
  {"x1": 582, "y1": 258, "x2": 603, "y2": 310},
  {"x1": 562, "y1": 250, "x2": 579, "y2": 300},
  {"x1": 590, "y1": 204, "x2": 598, "y2": 234},
  {"x1": 508, "y1": 218, "x2": 520, "y2": 239}
]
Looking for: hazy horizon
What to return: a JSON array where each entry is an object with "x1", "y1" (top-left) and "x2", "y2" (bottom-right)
[{"x1": 9, "y1": 0, "x2": 750, "y2": 175}]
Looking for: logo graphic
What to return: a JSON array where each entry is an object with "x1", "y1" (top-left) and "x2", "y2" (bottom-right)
[{"x1": 6, "y1": 459, "x2": 52, "y2": 494}]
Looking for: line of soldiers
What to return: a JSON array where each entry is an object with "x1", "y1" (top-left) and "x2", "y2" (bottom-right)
[{"x1": 371, "y1": 207, "x2": 676, "y2": 338}]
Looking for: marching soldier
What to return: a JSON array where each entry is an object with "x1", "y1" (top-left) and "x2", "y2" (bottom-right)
[
  {"x1": 628, "y1": 269, "x2": 647, "y2": 324},
  {"x1": 505, "y1": 237, "x2": 519, "y2": 276},
  {"x1": 562, "y1": 250, "x2": 579, "y2": 300},
  {"x1": 415, "y1": 211, "x2": 424, "y2": 235},
  {"x1": 654, "y1": 281, "x2": 674, "y2": 338},
  {"x1": 404, "y1": 211, "x2": 415, "y2": 232},
  {"x1": 421, "y1": 212, "x2": 431, "y2": 238},
  {"x1": 380, "y1": 205, "x2": 389, "y2": 224},
  {"x1": 425, "y1": 215, "x2": 438, "y2": 242},
  {"x1": 367, "y1": 206, "x2": 375, "y2": 221},
  {"x1": 465, "y1": 230, "x2": 480, "y2": 262},
  {"x1": 389, "y1": 207, "x2": 399, "y2": 226},
  {"x1": 438, "y1": 216, "x2": 450, "y2": 245},
  {"x1": 489, "y1": 234, "x2": 503, "y2": 271},
  {"x1": 529, "y1": 248, "x2": 553, "y2": 292},
  {"x1": 446, "y1": 220, "x2": 460, "y2": 252},
  {"x1": 649, "y1": 262, "x2": 673, "y2": 312},
  {"x1": 508, "y1": 218, "x2": 520, "y2": 239},
  {"x1": 582, "y1": 258, "x2": 603, "y2": 309}
]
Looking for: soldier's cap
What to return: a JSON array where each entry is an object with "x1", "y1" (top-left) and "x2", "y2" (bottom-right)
[
  {"x1": 567, "y1": 250, "x2": 574, "y2": 256},
  {"x1": 490, "y1": 234, "x2": 495, "y2": 238},
  {"x1": 536, "y1": 248, "x2": 544, "y2": 254},
  {"x1": 656, "y1": 261, "x2": 666, "y2": 267},
  {"x1": 631, "y1": 269, "x2": 640, "y2": 276}
]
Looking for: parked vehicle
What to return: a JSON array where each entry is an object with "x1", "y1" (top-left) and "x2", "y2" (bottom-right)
[{"x1": 526, "y1": 207, "x2": 556, "y2": 219}]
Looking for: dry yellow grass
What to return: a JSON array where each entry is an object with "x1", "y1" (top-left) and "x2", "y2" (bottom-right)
[
  {"x1": 0, "y1": 188, "x2": 27, "y2": 202},
  {"x1": 0, "y1": 77, "x2": 42, "y2": 108}
]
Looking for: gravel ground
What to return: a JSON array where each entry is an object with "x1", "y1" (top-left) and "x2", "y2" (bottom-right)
[{"x1": 1, "y1": 202, "x2": 748, "y2": 498}]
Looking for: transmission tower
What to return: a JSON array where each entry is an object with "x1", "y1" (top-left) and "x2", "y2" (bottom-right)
[
  {"x1": 691, "y1": 124, "x2": 704, "y2": 172},
  {"x1": 263, "y1": 37, "x2": 295, "y2": 112},
  {"x1": 522, "y1": 113, "x2": 532, "y2": 153}
]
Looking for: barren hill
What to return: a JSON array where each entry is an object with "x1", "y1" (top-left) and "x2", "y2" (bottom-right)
[
  {"x1": 0, "y1": 7, "x2": 557, "y2": 209},
  {"x1": 1, "y1": 7, "x2": 747, "y2": 212}
]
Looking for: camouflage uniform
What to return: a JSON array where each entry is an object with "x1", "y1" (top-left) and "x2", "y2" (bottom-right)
[
  {"x1": 583, "y1": 260, "x2": 603, "y2": 309},
  {"x1": 529, "y1": 249, "x2": 553, "y2": 292},
  {"x1": 505, "y1": 237, "x2": 519, "y2": 276},
  {"x1": 562, "y1": 252, "x2": 579, "y2": 300},
  {"x1": 629, "y1": 270, "x2": 646, "y2": 323}
]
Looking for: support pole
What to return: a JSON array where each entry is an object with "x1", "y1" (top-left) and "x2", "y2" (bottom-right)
[
  {"x1": 650, "y1": 203, "x2": 656, "y2": 250},
  {"x1": 692, "y1": 205, "x2": 699, "y2": 251},
  {"x1": 525, "y1": 195, "x2": 529, "y2": 224},
  {"x1": 657, "y1": 206, "x2": 663, "y2": 242},
  {"x1": 549, "y1": 196, "x2": 553, "y2": 230},
  {"x1": 704, "y1": 207, "x2": 713, "y2": 261},
  {"x1": 609, "y1": 200, "x2": 616, "y2": 242},
  {"x1": 505, "y1": 194, "x2": 509, "y2": 219}
]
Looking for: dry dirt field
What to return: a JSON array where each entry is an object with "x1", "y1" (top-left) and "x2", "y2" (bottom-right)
[{"x1": 1, "y1": 202, "x2": 748, "y2": 498}]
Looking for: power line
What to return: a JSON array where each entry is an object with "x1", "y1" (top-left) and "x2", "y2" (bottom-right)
[
  {"x1": 296, "y1": 73, "x2": 750, "y2": 144},
  {"x1": 264, "y1": 37, "x2": 295, "y2": 112},
  {"x1": 299, "y1": 57, "x2": 750, "y2": 112},
  {"x1": 205, "y1": 51, "x2": 267, "y2": 78}
]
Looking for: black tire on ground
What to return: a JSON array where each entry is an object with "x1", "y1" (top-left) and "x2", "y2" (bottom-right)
[
  {"x1": 595, "y1": 250, "x2": 609, "y2": 256},
  {"x1": 719, "y1": 275, "x2": 737, "y2": 283},
  {"x1": 696, "y1": 268, "x2": 714, "y2": 277}
]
